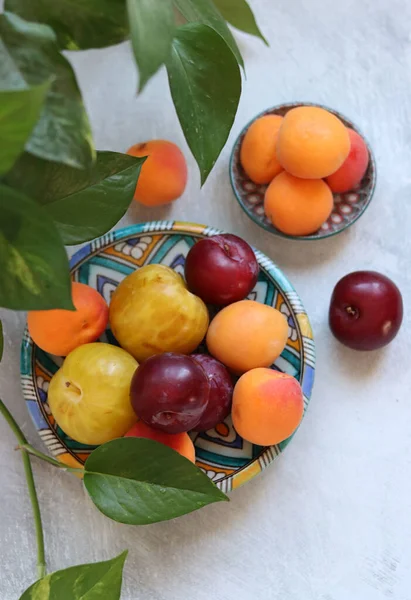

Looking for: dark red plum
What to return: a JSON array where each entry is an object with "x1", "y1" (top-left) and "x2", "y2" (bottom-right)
[
  {"x1": 191, "y1": 354, "x2": 234, "y2": 432},
  {"x1": 184, "y1": 234, "x2": 259, "y2": 306},
  {"x1": 130, "y1": 353, "x2": 209, "y2": 433},
  {"x1": 329, "y1": 271, "x2": 403, "y2": 351}
]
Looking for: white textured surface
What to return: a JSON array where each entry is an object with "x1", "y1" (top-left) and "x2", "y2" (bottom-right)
[{"x1": 1, "y1": 0, "x2": 411, "y2": 598}]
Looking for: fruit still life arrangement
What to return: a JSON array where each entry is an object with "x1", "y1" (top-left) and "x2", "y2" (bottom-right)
[
  {"x1": 231, "y1": 103, "x2": 375, "y2": 240},
  {"x1": 25, "y1": 229, "x2": 308, "y2": 476},
  {"x1": 1, "y1": 0, "x2": 402, "y2": 594}
]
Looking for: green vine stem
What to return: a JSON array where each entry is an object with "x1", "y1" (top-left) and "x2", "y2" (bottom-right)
[
  {"x1": 18, "y1": 443, "x2": 84, "y2": 474},
  {"x1": 0, "y1": 398, "x2": 47, "y2": 580}
]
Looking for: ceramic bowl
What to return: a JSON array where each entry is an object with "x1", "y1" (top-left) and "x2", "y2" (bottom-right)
[
  {"x1": 230, "y1": 102, "x2": 376, "y2": 241},
  {"x1": 20, "y1": 221, "x2": 315, "y2": 493}
]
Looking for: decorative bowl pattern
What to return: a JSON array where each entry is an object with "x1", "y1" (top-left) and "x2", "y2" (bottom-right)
[
  {"x1": 21, "y1": 222, "x2": 315, "y2": 493},
  {"x1": 230, "y1": 102, "x2": 376, "y2": 241}
]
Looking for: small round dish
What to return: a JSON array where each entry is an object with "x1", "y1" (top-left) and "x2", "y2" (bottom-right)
[
  {"x1": 20, "y1": 221, "x2": 315, "y2": 493},
  {"x1": 230, "y1": 102, "x2": 376, "y2": 241}
]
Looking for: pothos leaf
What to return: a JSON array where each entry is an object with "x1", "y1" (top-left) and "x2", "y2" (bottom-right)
[
  {"x1": 127, "y1": 0, "x2": 175, "y2": 91},
  {"x1": 0, "y1": 320, "x2": 3, "y2": 362},
  {"x1": 174, "y1": 0, "x2": 243, "y2": 67},
  {"x1": 0, "y1": 184, "x2": 73, "y2": 310},
  {"x1": 5, "y1": 151, "x2": 146, "y2": 245},
  {"x1": 0, "y1": 80, "x2": 50, "y2": 175},
  {"x1": 4, "y1": 0, "x2": 129, "y2": 50},
  {"x1": 84, "y1": 438, "x2": 229, "y2": 525},
  {"x1": 19, "y1": 551, "x2": 128, "y2": 600},
  {"x1": 166, "y1": 23, "x2": 241, "y2": 184},
  {"x1": 0, "y1": 12, "x2": 95, "y2": 169},
  {"x1": 212, "y1": 0, "x2": 268, "y2": 44}
]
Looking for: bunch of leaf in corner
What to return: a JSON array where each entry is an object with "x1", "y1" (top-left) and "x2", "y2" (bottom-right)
[
  {"x1": 3, "y1": 0, "x2": 267, "y2": 185},
  {"x1": 19, "y1": 551, "x2": 128, "y2": 600},
  {"x1": 83, "y1": 438, "x2": 229, "y2": 525}
]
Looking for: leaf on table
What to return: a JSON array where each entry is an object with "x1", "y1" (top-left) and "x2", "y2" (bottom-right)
[
  {"x1": 4, "y1": 152, "x2": 146, "y2": 245},
  {"x1": 0, "y1": 184, "x2": 73, "y2": 311},
  {"x1": 174, "y1": 0, "x2": 243, "y2": 67},
  {"x1": 4, "y1": 0, "x2": 129, "y2": 50},
  {"x1": 84, "y1": 438, "x2": 229, "y2": 525},
  {"x1": 166, "y1": 23, "x2": 241, "y2": 184},
  {"x1": 0, "y1": 12, "x2": 95, "y2": 169},
  {"x1": 212, "y1": 0, "x2": 268, "y2": 44},
  {"x1": 0, "y1": 320, "x2": 3, "y2": 362},
  {"x1": 19, "y1": 551, "x2": 128, "y2": 600},
  {"x1": 0, "y1": 80, "x2": 50, "y2": 175},
  {"x1": 127, "y1": 0, "x2": 175, "y2": 92}
]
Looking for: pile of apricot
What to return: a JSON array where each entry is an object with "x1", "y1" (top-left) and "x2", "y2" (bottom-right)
[
  {"x1": 241, "y1": 106, "x2": 370, "y2": 236},
  {"x1": 28, "y1": 234, "x2": 304, "y2": 463}
]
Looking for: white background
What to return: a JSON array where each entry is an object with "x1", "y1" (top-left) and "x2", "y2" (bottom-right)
[{"x1": 1, "y1": 0, "x2": 411, "y2": 598}]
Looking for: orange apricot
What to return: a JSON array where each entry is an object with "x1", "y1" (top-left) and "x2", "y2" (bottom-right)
[
  {"x1": 27, "y1": 282, "x2": 108, "y2": 356},
  {"x1": 240, "y1": 115, "x2": 283, "y2": 184},
  {"x1": 326, "y1": 128, "x2": 369, "y2": 193},
  {"x1": 127, "y1": 140, "x2": 188, "y2": 206},
  {"x1": 125, "y1": 421, "x2": 195, "y2": 463},
  {"x1": 277, "y1": 106, "x2": 351, "y2": 179},
  {"x1": 206, "y1": 300, "x2": 288, "y2": 374},
  {"x1": 232, "y1": 368, "x2": 304, "y2": 445},
  {"x1": 264, "y1": 171, "x2": 333, "y2": 236}
]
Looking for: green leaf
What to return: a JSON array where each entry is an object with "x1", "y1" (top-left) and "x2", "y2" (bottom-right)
[
  {"x1": 4, "y1": 0, "x2": 129, "y2": 50},
  {"x1": 0, "y1": 320, "x2": 3, "y2": 362},
  {"x1": 174, "y1": 0, "x2": 243, "y2": 67},
  {"x1": 0, "y1": 80, "x2": 50, "y2": 175},
  {"x1": 127, "y1": 0, "x2": 175, "y2": 92},
  {"x1": 0, "y1": 12, "x2": 95, "y2": 169},
  {"x1": 19, "y1": 551, "x2": 127, "y2": 600},
  {"x1": 4, "y1": 152, "x2": 146, "y2": 245},
  {"x1": 167, "y1": 23, "x2": 241, "y2": 184},
  {"x1": 212, "y1": 0, "x2": 268, "y2": 44},
  {"x1": 0, "y1": 184, "x2": 73, "y2": 311},
  {"x1": 84, "y1": 438, "x2": 228, "y2": 525}
]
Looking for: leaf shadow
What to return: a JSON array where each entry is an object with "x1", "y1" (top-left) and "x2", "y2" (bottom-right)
[
  {"x1": 125, "y1": 200, "x2": 174, "y2": 225},
  {"x1": 256, "y1": 225, "x2": 353, "y2": 274}
]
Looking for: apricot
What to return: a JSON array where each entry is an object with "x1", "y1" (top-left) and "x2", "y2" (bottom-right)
[
  {"x1": 125, "y1": 421, "x2": 195, "y2": 463},
  {"x1": 232, "y1": 368, "x2": 304, "y2": 446},
  {"x1": 326, "y1": 128, "x2": 369, "y2": 193},
  {"x1": 277, "y1": 106, "x2": 351, "y2": 179},
  {"x1": 127, "y1": 140, "x2": 187, "y2": 206},
  {"x1": 240, "y1": 115, "x2": 283, "y2": 184},
  {"x1": 264, "y1": 171, "x2": 333, "y2": 236},
  {"x1": 28, "y1": 282, "x2": 109, "y2": 356},
  {"x1": 206, "y1": 300, "x2": 288, "y2": 373}
]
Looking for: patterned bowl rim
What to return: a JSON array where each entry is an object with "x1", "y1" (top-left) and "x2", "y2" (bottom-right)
[
  {"x1": 230, "y1": 101, "x2": 377, "y2": 241},
  {"x1": 21, "y1": 221, "x2": 316, "y2": 492}
]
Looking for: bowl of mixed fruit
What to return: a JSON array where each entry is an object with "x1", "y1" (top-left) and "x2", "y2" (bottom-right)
[
  {"x1": 21, "y1": 222, "x2": 315, "y2": 493},
  {"x1": 230, "y1": 102, "x2": 376, "y2": 240}
]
